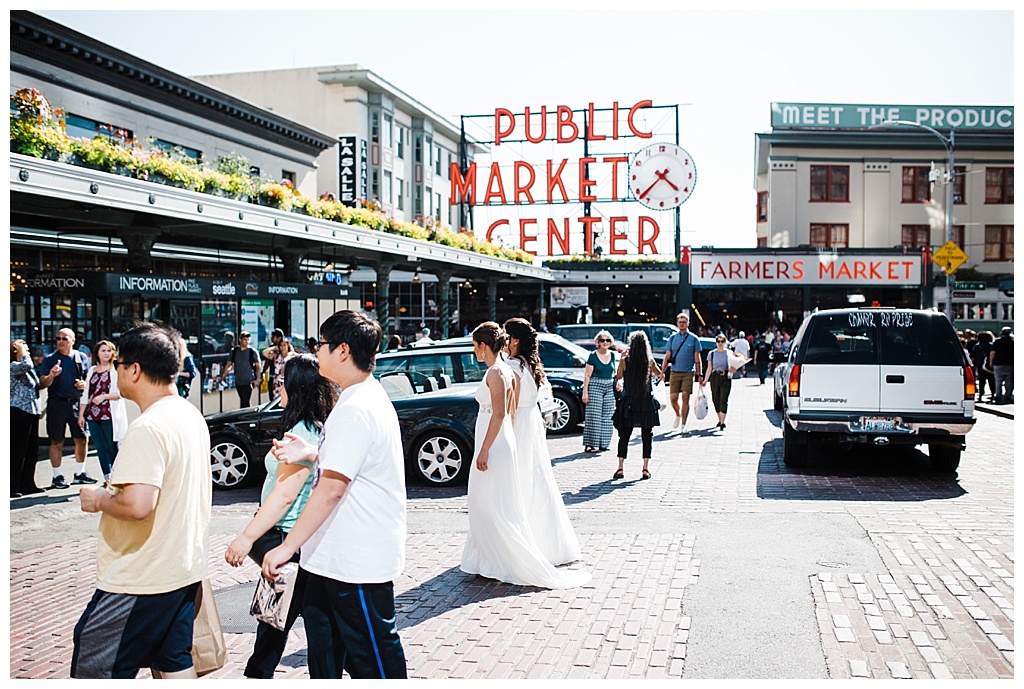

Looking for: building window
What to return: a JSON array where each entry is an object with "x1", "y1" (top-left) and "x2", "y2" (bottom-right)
[
  {"x1": 434, "y1": 145, "x2": 442, "y2": 175},
  {"x1": 383, "y1": 170, "x2": 392, "y2": 205},
  {"x1": 809, "y1": 165, "x2": 849, "y2": 202},
  {"x1": 984, "y1": 225, "x2": 1013, "y2": 262},
  {"x1": 901, "y1": 224, "x2": 930, "y2": 249},
  {"x1": 953, "y1": 166, "x2": 966, "y2": 204},
  {"x1": 901, "y1": 166, "x2": 931, "y2": 203},
  {"x1": 756, "y1": 191, "x2": 768, "y2": 222},
  {"x1": 371, "y1": 170, "x2": 380, "y2": 202},
  {"x1": 425, "y1": 186, "x2": 433, "y2": 216},
  {"x1": 396, "y1": 178, "x2": 405, "y2": 211},
  {"x1": 809, "y1": 223, "x2": 849, "y2": 248},
  {"x1": 153, "y1": 138, "x2": 202, "y2": 161},
  {"x1": 435, "y1": 192, "x2": 442, "y2": 220},
  {"x1": 370, "y1": 111, "x2": 380, "y2": 144},
  {"x1": 281, "y1": 170, "x2": 296, "y2": 186},
  {"x1": 65, "y1": 113, "x2": 134, "y2": 146},
  {"x1": 413, "y1": 183, "x2": 423, "y2": 216},
  {"x1": 756, "y1": 237, "x2": 768, "y2": 248},
  {"x1": 382, "y1": 113, "x2": 393, "y2": 149},
  {"x1": 448, "y1": 153, "x2": 454, "y2": 179},
  {"x1": 985, "y1": 167, "x2": 1013, "y2": 204},
  {"x1": 414, "y1": 134, "x2": 423, "y2": 164},
  {"x1": 396, "y1": 127, "x2": 405, "y2": 159}
]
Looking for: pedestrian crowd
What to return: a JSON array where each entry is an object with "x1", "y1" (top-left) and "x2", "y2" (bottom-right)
[{"x1": 21, "y1": 308, "x2": 1004, "y2": 679}]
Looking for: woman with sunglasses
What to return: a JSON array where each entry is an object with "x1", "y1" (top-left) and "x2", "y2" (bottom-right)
[
  {"x1": 700, "y1": 334, "x2": 733, "y2": 430},
  {"x1": 581, "y1": 330, "x2": 619, "y2": 453}
]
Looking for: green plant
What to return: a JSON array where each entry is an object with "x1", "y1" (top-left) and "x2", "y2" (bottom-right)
[
  {"x1": 257, "y1": 182, "x2": 295, "y2": 210},
  {"x1": 9, "y1": 87, "x2": 69, "y2": 159},
  {"x1": 68, "y1": 136, "x2": 139, "y2": 173},
  {"x1": 137, "y1": 151, "x2": 204, "y2": 190}
]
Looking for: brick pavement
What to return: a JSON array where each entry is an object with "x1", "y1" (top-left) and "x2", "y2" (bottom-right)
[{"x1": 8, "y1": 374, "x2": 1014, "y2": 679}]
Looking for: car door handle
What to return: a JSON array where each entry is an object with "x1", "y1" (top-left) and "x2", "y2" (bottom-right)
[{"x1": 885, "y1": 375, "x2": 905, "y2": 384}]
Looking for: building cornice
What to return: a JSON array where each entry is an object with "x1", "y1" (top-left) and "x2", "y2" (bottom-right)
[{"x1": 11, "y1": 11, "x2": 338, "y2": 153}]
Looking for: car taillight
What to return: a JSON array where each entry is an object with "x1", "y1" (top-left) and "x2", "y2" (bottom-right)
[
  {"x1": 964, "y1": 365, "x2": 976, "y2": 400},
  {"x1": 788, "y1": 364, "x2": 801, "y2": 397}
]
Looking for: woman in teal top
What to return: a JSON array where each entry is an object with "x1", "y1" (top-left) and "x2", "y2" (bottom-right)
[
  {"x1": 582, "y1": 330, "x2": 620, "y2": 453},
  {"x1": 225, "y1": 353, "x2": 337, "y2": 679}
]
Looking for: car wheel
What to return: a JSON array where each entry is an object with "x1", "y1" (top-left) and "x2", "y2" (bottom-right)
[
  {"x1": 928, "y1": 444, "x2": 961, "y2": 473},
  {"x1": 782, "y1": 422, "x2": 809, "y2": 467},
  {"x1": 410, "y1": 430, "x2": 471, "y2": 486},
  {"x1": 546, "y1": 389, "x2": 580, "y2": 434},
  {"x1": 210, "y1": 435, "x2": 255, "y2": 489}
]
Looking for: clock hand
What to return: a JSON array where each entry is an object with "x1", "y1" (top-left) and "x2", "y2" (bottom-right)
[
  {"x1": 654, "y1": 168, "x2": 679, "y2": 191},
  {"x1": 636, "y1": 177, "x2": 662, "y2": 200}
]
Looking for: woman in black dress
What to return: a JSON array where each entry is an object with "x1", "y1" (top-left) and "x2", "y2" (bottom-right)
[{"x1": 612, "y1": 331, "x2": 662, "y2": 481}]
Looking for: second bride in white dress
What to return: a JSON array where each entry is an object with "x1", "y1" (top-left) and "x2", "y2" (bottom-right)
[
  {"x1": 460, "y1": 322, "x2": 589, "y2": 589},
  {"x1": 504, "y1": 317, "x2": 583, "y2": 566}
]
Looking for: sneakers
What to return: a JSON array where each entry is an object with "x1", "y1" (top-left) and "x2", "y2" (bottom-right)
[
  {"x1": 49, "y1": 476, "x2": 69, "y2": 490},
  {"x1": 673, "y1": 414, "x2": 681, "y2": 429},
  {"x1": 72, "y1": 473, "x2": 98, "y2": 485}
]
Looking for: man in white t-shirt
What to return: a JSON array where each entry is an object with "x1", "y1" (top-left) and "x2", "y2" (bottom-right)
[
  {"x1": 730, "y1": 331, "x2": 750, "y2": 378},
  {"x1": 263, "y1": 310, "x2": 407, "y2": 679},
  {"x1": 72, "y1": 321, "x2": 211, "y2": 679}
]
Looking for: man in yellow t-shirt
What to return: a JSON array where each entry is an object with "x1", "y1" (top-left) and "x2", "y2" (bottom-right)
[{"x1": 71, "y1": 322, "x2": 212, "y2": 679}]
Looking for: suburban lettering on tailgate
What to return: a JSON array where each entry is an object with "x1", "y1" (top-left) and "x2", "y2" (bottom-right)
[{"x1": 804, "y1": 397, "x2": 848, "y2": 403}]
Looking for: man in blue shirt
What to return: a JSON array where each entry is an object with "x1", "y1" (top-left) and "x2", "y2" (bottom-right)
[
  {"x1": 660, "y1": 313, "x2": 703, "y2": 433},
  {"x1": 41, "y1": 328, "x2": 97, "y2": 489}
]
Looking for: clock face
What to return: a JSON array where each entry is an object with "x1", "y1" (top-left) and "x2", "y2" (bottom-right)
[{"x1": 630, "y1": 143, "x2": 697, "y2": 210}]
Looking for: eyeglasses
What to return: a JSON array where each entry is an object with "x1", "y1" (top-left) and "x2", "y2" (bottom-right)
[
  {"x1": 115, "y1": 360, "x2": 133, "y2": 368},
  {"x1": 56, "y1": 336, "x2": 70, "y2": 341},
  {"x1": 716, "y1": 338, "x2": 726, "y2": 343},
  {"x1": 312, "y1": 340, "x2": 331, "y2": 352},
  {"x1": 597, "y1": 338, "x2": 612, "y2": 343}
]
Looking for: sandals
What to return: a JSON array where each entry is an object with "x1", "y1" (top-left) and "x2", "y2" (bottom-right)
[
  {"x1": 641, "y1": 469, "x2": 652, "y2": 480},
  {"x1": 612, "y1": 468, "x2": 624, "y2": 480},
  {"x1": 584, "y1": 447, "x2": 599, "y2": 454}
]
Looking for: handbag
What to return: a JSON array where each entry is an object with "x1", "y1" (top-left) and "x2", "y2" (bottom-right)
[
  {"x1": 652, "y1": 378, "x2": 668, "y2": 411},
  {"x1": 694, "y1": 387, "x2": 709, "y2": 420},
  {"x1": 192, "y1": 579, "x2": 227, "y2": 676},
  {"x1": 250, "y1": 563, "x2": 299, "y2": 632}
]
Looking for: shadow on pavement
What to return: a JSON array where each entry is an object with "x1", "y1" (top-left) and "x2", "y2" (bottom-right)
[
  {"x1": 395, "y1": 565, "x2": 545, "y2": 630},
  {"x1": 561, "y1": 474, "x2": 645, "y2": 505},
  {"x1": 755, "y1": 439, "x2": 967, "y2": 501}
]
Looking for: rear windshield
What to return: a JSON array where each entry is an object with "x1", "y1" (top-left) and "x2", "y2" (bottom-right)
[{"x1": 802, "y1": 311, "x2": 964, "y2": 366}]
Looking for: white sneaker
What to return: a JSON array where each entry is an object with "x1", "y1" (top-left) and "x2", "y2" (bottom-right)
[{"x1": 673, "y1": 414, "x2": 681, "y2": 429}]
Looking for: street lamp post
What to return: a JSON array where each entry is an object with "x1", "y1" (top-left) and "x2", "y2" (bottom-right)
[{"x1": 876, "y1": 120, "x2": 957, "y2": 324}]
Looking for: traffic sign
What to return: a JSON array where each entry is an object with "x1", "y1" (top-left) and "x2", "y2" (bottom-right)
[
  {"x1": 932, "y1": 241, "x2": 968, "y2": 275},
  {"x1": 953, "y1": 281, "x2": 986, "y2": 290}
]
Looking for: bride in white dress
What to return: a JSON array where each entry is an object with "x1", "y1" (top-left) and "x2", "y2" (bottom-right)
[
  {"x1": 503, "y1": 318, "x2": 583, "y2": 566},
  {"x1": 460, "y1": 322, "x2": 590, "y2": 589}
]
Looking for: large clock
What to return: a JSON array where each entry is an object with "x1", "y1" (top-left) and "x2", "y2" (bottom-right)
[{"x1": 629, "y1": 142, "x2": 697, "y2": 210}]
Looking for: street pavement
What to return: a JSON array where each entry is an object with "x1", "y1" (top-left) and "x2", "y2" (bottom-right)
[{"x1": 8, "y1": 377, "x2": 1015, "y2": 680}]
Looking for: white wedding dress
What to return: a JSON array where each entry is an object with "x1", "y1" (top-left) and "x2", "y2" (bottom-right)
[
  {"x1": 460, "y1": 361, "x2": 590, "y2": 589},
  {"x1": 509, "y1": 359, "x2": 583, "y2": 566}
]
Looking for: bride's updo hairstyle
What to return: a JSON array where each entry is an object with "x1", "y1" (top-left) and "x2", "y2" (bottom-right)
[
  {"x1": 472, "y1": 321, "x2": 508, "y2": 354},
  {"x1": 503, "y1": 317, "x2": 546, "y2": 388}
]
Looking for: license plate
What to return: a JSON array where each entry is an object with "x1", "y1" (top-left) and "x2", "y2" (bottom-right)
[{"x1": 862, "y1": 416, "x2": 897, "y2": 432}]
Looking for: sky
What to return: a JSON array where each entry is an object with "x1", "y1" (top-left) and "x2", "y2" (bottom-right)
[{"x1": 31, "y1": 7, "x2": 1016, "y2": 256}]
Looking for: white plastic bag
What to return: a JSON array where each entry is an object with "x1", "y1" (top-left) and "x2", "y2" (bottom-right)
[
  {"x1": 652, "y1": 378, "x2": 668, "y2": 411},
  {"x1": 250, "y1": 562, "x2": 298, "y2": 631},
  {"x1": 694, "y1": 387, "x2": 709, "y2": 420}
]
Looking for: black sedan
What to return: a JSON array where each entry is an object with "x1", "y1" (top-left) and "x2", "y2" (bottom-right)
[{"x1": 205, "y1": 373, "x2": 478, "y2": 490}]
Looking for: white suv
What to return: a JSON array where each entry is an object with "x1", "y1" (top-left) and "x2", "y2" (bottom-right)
[{"x1": 780, "y1": 308, "x2": 976, "y2": 472}]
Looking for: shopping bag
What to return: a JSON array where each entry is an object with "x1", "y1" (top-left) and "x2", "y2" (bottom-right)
[
  {"x1": 192, "y1": 579, "x2": 227, "y2": 676},
  {"x1": 694, "y1": 387, "x2": 709, "y2": 420},
  {"x1": 652, "y1": 379, "x2": 668, "y2": 411},
  {"x1": 250, "y1": 563, "x2": 299, "y2": 631}
]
